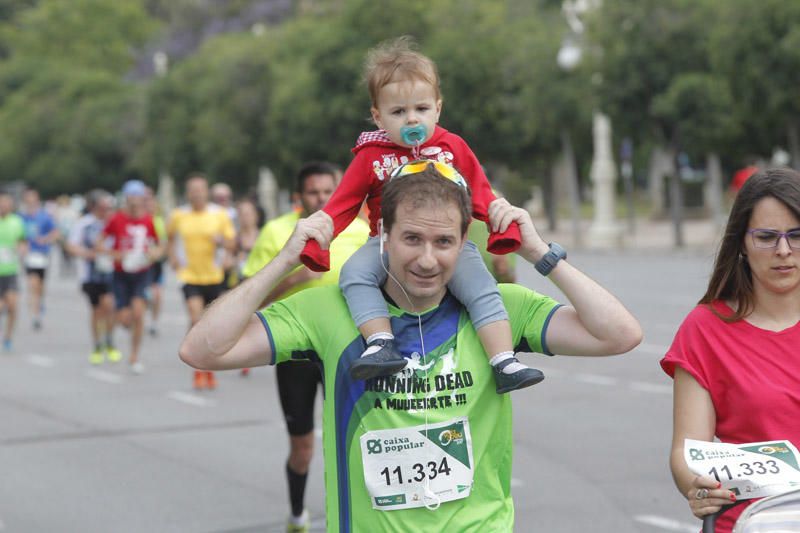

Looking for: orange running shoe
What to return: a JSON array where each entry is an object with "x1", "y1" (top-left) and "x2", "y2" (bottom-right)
[
  {"x1": 240, "y1": 368, "x2": 250, "y2": 377},
  {"x1": 193, "y1": 370, "x2": 207, "y2": 390},
  {"x1": 206, "y1": 371, "x2": 217, "y2": 390}
]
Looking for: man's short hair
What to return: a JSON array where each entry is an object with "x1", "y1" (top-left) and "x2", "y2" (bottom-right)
[
  {"x1": 85, "y1": 189, "x2": 112, "y2": 211},
  {"x1": 295, "y1": 162, "x2": 340, "y2": 193},
  {"x1": 185, "y1": 172, "x2": 208, "y2": 186},
  {"x1": 364, "y1": 36, "x2": 441, "y2": 107},
  {"x1": 381, "y1": 164, "x2": 471, "y2": 236}
]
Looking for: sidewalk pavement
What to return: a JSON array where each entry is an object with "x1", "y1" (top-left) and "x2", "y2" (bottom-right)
[{"x1": 531, "y1": 215, "x2": 722, "y2": 253}]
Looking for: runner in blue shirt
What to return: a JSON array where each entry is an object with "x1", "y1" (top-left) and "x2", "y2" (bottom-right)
[{"x1": 19, "y1": 188, "x2": 58, "y2": 331}]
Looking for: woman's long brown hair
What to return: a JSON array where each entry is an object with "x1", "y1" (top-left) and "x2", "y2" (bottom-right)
[{"x1": 700, "y1": 167, "x2": 800, "y2": 321}]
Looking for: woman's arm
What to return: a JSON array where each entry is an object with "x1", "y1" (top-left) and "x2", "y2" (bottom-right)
[{"x1": 670, "y1": 367, "x2": 736, "y2": 518}]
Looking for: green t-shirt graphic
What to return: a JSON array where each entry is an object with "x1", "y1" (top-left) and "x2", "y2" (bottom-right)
[{"x1": 258, "y1": 283, "x2": 560, "y2": 532}]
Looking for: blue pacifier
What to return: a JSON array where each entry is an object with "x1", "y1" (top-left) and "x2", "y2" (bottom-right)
[{"x1": 400, "y1": 124, "x2": 427, "y2": 146}]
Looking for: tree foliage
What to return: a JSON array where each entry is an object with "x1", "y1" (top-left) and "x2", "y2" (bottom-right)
[{"x1": 0, "y1": 0, "x2": 797, "y2": 197}]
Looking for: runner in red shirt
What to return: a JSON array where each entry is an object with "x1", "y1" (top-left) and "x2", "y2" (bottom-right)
[{"x1": 99, "y1": 180, "x2": 162, "y2": 374}]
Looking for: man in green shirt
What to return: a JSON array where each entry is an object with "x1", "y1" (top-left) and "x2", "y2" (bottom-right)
[
  {"x1": 180, "y1": 162, "x2": 642, "y2": 532},
  {"x1": 0, "y1": 190, "x2": 27, "y2": 351}
]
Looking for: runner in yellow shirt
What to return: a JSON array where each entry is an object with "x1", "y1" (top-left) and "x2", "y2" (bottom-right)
[
  {"x1": 168, "y1": 173, "x2": 236, "y2": 390},
  {"x1": 242, "y1": 162, "x2": 369, "y2": 533}
]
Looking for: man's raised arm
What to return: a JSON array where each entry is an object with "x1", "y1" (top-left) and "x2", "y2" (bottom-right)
[
  {"x1": 489, "y1": 200, "x2": 642, "y2": 357},
  {"x1": 179, "y1": 211, "x2": 333, "y2": 371}
]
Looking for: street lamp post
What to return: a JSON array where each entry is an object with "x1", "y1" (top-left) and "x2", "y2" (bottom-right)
[{"x1": 558, "y1": 0, "x2": 622, "y2": 249}]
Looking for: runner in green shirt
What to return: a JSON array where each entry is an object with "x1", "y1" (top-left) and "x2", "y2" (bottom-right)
[
  {"x1": 180, "y1": 162, "x2": 642, "y2": 532},
  {"x1": 0, "y1": 190, "x2": 27, "y2": 351}
]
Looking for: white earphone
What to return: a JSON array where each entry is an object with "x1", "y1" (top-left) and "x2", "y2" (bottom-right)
[
  {"x1": 375, "y1": 217, "x2": 441, "y2": 512},
  {"x1": 379, "y1": 219, "x2": 387, "y2": 256}
]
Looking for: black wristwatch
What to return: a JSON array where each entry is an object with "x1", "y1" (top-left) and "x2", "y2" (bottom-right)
[{"x1": 534, "y1": 242, "x2": 567, "y2": 276}]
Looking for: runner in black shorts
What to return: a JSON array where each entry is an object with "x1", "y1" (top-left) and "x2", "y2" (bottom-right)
[
  {"x1": 181, "y1": 282, "x2": 225, "y2": 305},
  {"x1": 82, "y1": 281, "x2": 111, "y2": 307},
  {"x1": 237, "y1": 162, "x2": 369, "y2": 531},
  {"x1": 25, "y1": 267, "x2": 45, "y2": 280},
  {"x1": 276, "y1": 360, "x2": 323, "y2": 436}
]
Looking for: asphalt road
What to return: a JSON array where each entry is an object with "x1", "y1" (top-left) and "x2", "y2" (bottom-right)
[{"x1": 0, "y1": 249, "x2": 717, "y2": 532}]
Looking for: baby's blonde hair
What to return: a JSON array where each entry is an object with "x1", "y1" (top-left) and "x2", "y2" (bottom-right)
[{"x1": 364, "y1": 36, "x2": 441, "y2": 106}]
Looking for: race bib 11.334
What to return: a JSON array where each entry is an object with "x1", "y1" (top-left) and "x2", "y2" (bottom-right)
[{"x1": 360, "y1": 417, "x2": 474, "y2": 511}]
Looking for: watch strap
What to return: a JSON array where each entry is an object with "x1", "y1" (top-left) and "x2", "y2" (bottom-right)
[{"x1": 534, "y1": 242, "x2": 567, "y2": 276}]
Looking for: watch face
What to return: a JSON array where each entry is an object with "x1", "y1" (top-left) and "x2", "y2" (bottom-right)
[{"x1": 535, "y1": 243, "x2": 566, "y2": 276}]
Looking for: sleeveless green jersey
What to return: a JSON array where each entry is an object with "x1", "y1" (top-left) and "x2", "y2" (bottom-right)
[{"x1": 258, "y1": 283, "x2": 560, "y2": 532}]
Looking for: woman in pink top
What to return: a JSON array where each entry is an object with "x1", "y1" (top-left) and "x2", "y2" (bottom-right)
[{"x1": 662, "y1": 167, "x2": 800, "y2": 532}]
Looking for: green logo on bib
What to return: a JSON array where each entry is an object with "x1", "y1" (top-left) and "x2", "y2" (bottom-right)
[
  {"x1": 366, "y1": 439, "x2": 383, "y2": 454},
  {"x1": 375, "y1": 494, "x2": 406, "y2": 506},
  {"x1": 420, "y1": 420, "x2": 471, "y2": 468}
]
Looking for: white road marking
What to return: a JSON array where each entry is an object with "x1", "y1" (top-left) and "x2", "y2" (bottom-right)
[
  {"x1": 634, "y1": 514, "x2": 697, "y2": 532},
  {"x1": 635, "y1": 342, "x2": 669, "y2": 355},
  {"x1": 166, "y1": 391, "x2": 216, "y2": 407},
  {"x1": 540, "y1": 368, "x2": 671, "y2": 395},
  {"x1": 26, "y1": 354, "x2": 55, "y2": 368},
  {"x1": 86, "y1": 369, "x2": 123, "y2": 384},
  {"x1": 574, "y1": 373, "x2": 618, "y2": 386},
  {"x1": 629, "y1": 381, "x2": 673, "y2": 394}
]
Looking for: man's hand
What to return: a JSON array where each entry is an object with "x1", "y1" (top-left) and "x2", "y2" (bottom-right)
[
  {"x1": 488, "y1": 199, "x2": 549, "y2": 263},
  {"x1": 278, "y1": 211, "x2": 333, "y2": 267}
]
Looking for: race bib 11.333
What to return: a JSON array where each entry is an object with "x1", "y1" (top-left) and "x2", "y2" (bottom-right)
[
  {"x1": 684, "y1": 439, "x2": 800, "y2": 499},
  {"x1": 360, "y1": 417, "x2": 474, "y2": 511}
]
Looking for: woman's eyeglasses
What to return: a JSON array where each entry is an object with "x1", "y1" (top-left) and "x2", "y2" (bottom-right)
[{"x1": 747, "y1": 228, "x2": 800, "y2": 249}]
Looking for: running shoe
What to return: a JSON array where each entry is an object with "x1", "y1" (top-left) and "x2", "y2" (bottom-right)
[
  {"x1": 193, "y1": 370, "x2": 207, "y2": 390},
  {"x1": 32, "y1": 317, "x2": 42, "y2": 331},
  {"x1": 349, "y1": 338, "x2": 407, "y2": 380},
  {"x1": 206, "y1": 371, "x2": 217, "y2": 390},
  {"x1": 106, "y1": 347, "x2": 123, "y2": 363},
  {"x1": 2, "y1": 338, "x2": 11, "y2": 352},
  {"x1": 88, "y1": 349, "x2": 104, "y2": 365},
  {"x1": 287, "y1": 510, "x2": 309, "y2": 533},
  {"x1": 130, "y1": 361, "x2": 145, "y2": 375},
  {"x1": 240, "y1": 368, "x2": 250, "y2": 377},
  {"x1": 148, "y1": 326, "x2": 158, "y2": 337},
  {"x1": 493, "y1": 356, "x2": 545, "y2": 394}
]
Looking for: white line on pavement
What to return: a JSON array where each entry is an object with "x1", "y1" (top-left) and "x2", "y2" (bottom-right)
[
  {"x1": 634, "y1": 515, "x2": 696, "y2": 532},
  {"x1": 574, "y1": 373, "x2": 618, "y2": 386},
  {"x1": 629, "y1": 381, "x2": 673, "y2": 395},
  {"x1": 166, "y1": 391, "x2": 216, "y2": 407},
  {"x1": 85, "y1": 369, "x2": 123, "y2": 384},
  {"x1": 26, "y1": 354, "x2": 55, "y2": 368},
  {"x1": 635, "y1": 342, "x2": 669, "y2": 355}
]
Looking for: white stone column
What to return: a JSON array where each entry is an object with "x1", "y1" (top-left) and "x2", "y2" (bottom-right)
[
  {"x1": 588, "y1": 112, "x2": 623, "y2": 248},
  {"x1": 156, "y1": 173, "x2": 176, "y2": 214},
  {"x1": 257, "y1": 166, "x2": 278, "y2": 221}
]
